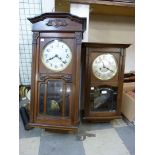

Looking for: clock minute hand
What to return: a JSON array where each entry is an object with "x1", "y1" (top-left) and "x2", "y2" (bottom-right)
[
  {"x1": 47, "y1": 54, "x2": 57, "y2": 61},
  {"x1": 104, "y1": 66, "x2": 114, "y2": 73},
  {"x1": 102, "y1": 61, "x2": 114, "y2": 73}
]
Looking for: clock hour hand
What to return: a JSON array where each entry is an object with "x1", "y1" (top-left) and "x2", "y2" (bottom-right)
[
  {"x1": 57, "y1": 55, "x2": 62, "y2": 61},
  {"x1": 57, "y1": 55, "x2": 66, "y2": 64}
]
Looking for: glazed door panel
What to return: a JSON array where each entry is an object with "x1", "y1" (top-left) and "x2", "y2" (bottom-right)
[
  {"x1": 89, "y1": 85, "x2": 118, "y2": 112},
  {"x1": 36, "y1": 79, "x2": 73, "y2": 125}
]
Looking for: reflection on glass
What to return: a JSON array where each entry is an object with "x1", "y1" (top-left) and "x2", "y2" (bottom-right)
[
  {"x1": 90, "y1": 86, "x2": 117, "y2": 112},
  {"x1": 65, "y1": 84, "x2": 71, "y2": 116},
  {"x1": 38, "y1": 80, "x2": 70, "y2": 117},
  {"x1": 46, "y1": 80, "x2": 63, "y2": 116},
  {"x1": 39, "y1": 83, "x2": 45, "y2": 113}
]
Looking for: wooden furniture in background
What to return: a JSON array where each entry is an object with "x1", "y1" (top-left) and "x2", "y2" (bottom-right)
[
  {"x1": 124, "y1": 72, "x2": 135, "y2": 83},
  {"x1": 122, "y1": 82, "x2": 135, "y2": 122},
  {"x1": 54, "y1": 0, "x2": 135, "y2": 16},
  {"x1": 70, "y1": 0, "x2": 135, "y2": 16}
]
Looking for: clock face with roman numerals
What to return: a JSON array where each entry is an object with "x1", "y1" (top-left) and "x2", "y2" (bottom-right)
[
  {"x1": 92, "y1": 54, "x2": 118, "y2": 80},
  {"x1": 42, "y1": 40, "x2": 72, "y2": 72}
]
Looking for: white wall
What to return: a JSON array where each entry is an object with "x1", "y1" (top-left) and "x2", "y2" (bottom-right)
[
  {"x1": 89, "y1": 14, "x2": 135, "y2": 73},
  {"x1": 42, "y1": 0, "x2": 55, "y2": 13},
  {"x1": 70, "y1": 3, "x2": 89, "y2": 42}
]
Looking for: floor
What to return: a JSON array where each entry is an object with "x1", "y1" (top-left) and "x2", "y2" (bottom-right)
[{"x1": 19, "y1": 101, "x2": 135, "y2": 155}]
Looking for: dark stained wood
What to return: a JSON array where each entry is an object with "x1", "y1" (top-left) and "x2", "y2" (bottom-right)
[
  {"x1": 54, "y1": 0, "x2": 134, "y2": 16},
  {"x1": 70, "y1": 0, "x2": 135, "y2": 7},
  {"x1": 28, "y1": 13, "x2": 86, "y2": 32},
  {"x1": 124, "y1": 72, "x2": 135, "y2": 82},
  {"x1": 28, "y1": 13, "x2": 86, "y2": 132},
  {"x1": 81, "y1": 42, "x2": 130, "y2": 122},
  {"x1": 70, "y1": 0, "x2": 134, "y2": 16},
  {"x1": 82, "y1": 42, "x2": 130, "y2": 48},
  {"x1": 90, "y1": 3, "x2": 134, "y2": 16},
  {"x1": 29, "y1": 122, "x2": 78, "y2": 132},
  {"x1": 83, "y1": 116, "x2": 122, "y2": 122}
]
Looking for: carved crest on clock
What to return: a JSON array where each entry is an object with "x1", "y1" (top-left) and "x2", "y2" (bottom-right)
[
  {"x1": 33, "y1": 32, "x2": 39, "y2": 43},
  {"x1": 39, "y1": 73, "x2": 72, "y2": 82},
  {"x1": 75, "y1": 32, "x2": 82, "y2": 45},
  {"x1": 46, "y1": 19, "x2": 68, "y2": 27}
]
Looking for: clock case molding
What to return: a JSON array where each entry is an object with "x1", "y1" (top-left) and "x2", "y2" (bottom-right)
[
  {"x1": 81, "y1": 42, "x2": 130, "y2": 122},
  {"x1": 28, "y1": 13, "x2": 86, "y2": 131}
]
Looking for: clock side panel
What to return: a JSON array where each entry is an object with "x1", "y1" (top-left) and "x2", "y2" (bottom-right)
[
  {"x1": 116, "y1": 48, "x2": 126, "y2": 115},
  {"x1": 30, "y1": 32, "x2": 40, "y2": 123}
]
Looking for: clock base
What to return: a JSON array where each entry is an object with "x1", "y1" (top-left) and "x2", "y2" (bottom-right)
[
  {"x1": 28, "y1": 122, "x2": 78, "y2": 133},
  {"x1": 83, "y1": 115, "x2": 122, "y2": 122}
]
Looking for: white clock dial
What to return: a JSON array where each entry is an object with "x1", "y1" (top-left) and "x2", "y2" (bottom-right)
[
  {"x1": 42, "y1": 40, "x2": 72, "y2": 72},
  {"x1": 92, "y1": 54, "x2": 118, "y2": 80}
]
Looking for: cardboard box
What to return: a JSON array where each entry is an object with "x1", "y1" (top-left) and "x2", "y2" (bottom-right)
[{"x1": 121, "y1": 82, "x2": 135, "y2": 122}]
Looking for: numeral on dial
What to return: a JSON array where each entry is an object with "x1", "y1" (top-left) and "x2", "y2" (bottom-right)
[
  {"x1": 63, "y1": 60, "x2": 67, "y2": 64},
  {"x1": 42, "y1": 40, "x2": 72, "y2": 72},
  {"x1": 66, "y1": 54, "x2": 69, "y2": 58}
]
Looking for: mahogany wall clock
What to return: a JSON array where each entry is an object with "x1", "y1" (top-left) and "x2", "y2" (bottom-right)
[
  {"x1": 28, "y1": 13, "x2": 86, "y2": 131},
  {"x1": 81, "y1": 42, "x2": 130, "y2": 122}
]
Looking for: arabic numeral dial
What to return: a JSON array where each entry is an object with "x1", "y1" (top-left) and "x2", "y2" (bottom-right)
[{"x1": 42, "y1": 40, "x2": 72, "y2": 72}]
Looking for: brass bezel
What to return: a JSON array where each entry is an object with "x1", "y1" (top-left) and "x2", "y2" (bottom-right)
[{"x1": 92, "y1": 53, "x2": 118, "y2": 81}]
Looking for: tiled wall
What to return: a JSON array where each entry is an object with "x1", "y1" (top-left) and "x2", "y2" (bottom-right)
[{"x1": 19, "y1": 0, "x2": 42, "y2": 85}]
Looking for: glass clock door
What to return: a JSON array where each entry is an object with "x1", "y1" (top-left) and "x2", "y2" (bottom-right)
[
  {"x1": 38, "y1": 80, "x2": 71, "y2": 117},
  {"x1": 90, "y1": 85, "x2": 118, "y2": 112}
]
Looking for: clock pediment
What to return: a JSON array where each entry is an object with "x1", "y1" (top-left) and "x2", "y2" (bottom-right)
[{"x1": 28, "y1": 12, "x2": 86, "y2": 33}]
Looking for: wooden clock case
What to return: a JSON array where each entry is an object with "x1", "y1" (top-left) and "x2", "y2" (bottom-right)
[
  {"x1": 81, "y1": 42, "x2": 130, "y2": 122},
  {"x1": 28, "y1": 13, "x2": 86, "y2": 131}
]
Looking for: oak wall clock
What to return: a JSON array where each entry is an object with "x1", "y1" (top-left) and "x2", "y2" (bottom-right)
[
  {"x1": 28, "y1": 13, "x2": 86, "y2": 131},
  {"x1": 81, "y1": 42, "x2": 130, "y2": 122}
]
